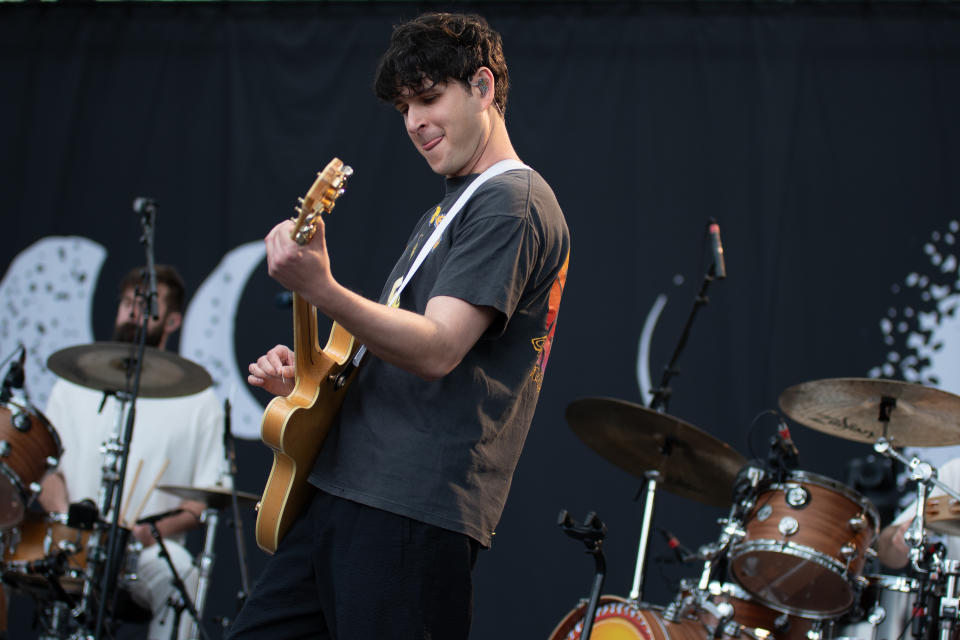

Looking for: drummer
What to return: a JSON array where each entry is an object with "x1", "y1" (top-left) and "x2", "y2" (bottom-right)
[
  {"x1": 40, "y1": 265, "x2": 225, "y2": 639},
  {"x1": 876, "y1": 457, "x2": 960, "y2": 568}
]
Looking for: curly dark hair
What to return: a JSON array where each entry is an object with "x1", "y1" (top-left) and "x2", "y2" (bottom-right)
[{"x1": 374, "y1": 12, "x2": 510, "y2": 116}]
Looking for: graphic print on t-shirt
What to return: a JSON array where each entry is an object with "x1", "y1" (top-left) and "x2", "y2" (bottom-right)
[{"x1": 531, "y1": 250, "x2": 569, "y2": 390}]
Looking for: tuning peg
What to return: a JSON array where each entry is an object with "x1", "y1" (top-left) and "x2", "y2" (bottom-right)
[
  {"x1": 294, "y1": 206, "x2": 303, "y2": 215},
  {"x1": 297, "y1": 197, "x2": 304, "y2": 204}
]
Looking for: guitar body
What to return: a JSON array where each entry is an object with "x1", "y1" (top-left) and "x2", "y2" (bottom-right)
[
  {"x1": 255, "y1": 298, "x2": 361, "y2": 553},
  {"x1": 255, "y1": 158, "x2": 361, "y2": 554}
]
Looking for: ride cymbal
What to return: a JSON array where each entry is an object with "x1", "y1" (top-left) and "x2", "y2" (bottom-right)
[
  {"x1": 47, "y1": 342, "x2": 212, "y2": 398},
  {"x1": 565, "y1": 397, "x2": 746, "y2": 506},
  {"x1": 158, "y1": 485, "x2": 260, "y2": 510},
  {"x1": 778, "y1": 378, "x2": 960, "y2": 447}
]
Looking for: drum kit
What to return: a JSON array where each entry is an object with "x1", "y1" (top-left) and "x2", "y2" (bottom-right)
[
  {"x1": 0, "y1": 342, "x2": 258, "y2": 639},
  {"x1": 552, "y1": 378, "x2": 960, "y2": 640}
]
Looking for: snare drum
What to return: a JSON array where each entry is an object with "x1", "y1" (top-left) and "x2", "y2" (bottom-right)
[
  {"x1": 549, "y1": 596, "x2": 703, "y2": 640},
  {"x1": 729, "y1": 470, "x2": 879, "y2": 619},
  {"x1": 0, "y1": 401, "x2": 62, "y2": 529},
  {"x1": 827, "y1": 574, "x2": 926, "y2": 640}
]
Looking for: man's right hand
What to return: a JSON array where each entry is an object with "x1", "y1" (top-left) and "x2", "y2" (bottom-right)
[{"x1": 248, "y1": 345, "x2": 296, "y2": 397}]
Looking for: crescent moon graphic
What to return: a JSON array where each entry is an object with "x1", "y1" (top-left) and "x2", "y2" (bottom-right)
[
  {"x1": 636, "y1": 293, "x2": 667, "y2": 403},
  {"x1": 180, "y1": 241, "x2": 266, "y2": 439},
  {"x1": 0, "y1": 236, "x2": 106, "y2": 410}
]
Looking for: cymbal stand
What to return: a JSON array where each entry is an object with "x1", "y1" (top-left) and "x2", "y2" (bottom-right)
[
  {"x1": 629, "y1": 470, "x2": 660, "y2": 603},
  {"x1": 873, "y1": 438, "x2": 960, "y2": 572},
  {"x1": 188, "y1": 507, "x2": 218, "y2": 640},
  {"x1": 71, "y1": 390, "x2": 131, "y2": 633},
  {"x1": 939, "y1": 559, "x2": 960, "y2": 640}
]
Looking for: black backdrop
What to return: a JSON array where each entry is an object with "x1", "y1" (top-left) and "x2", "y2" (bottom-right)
[{"x1": 2, "y1": 2, "x2": 960, "y2": 638}]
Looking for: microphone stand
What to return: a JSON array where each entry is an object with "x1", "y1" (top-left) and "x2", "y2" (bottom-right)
[
  {"x1": 648, "y1": 219, "x2": 725, "y2": 414},
  {"x1": 628, "y1": 220, "x2": 727, "y2": 604},
  {"x1": 224, "y1": 398, "x2": 251, "y2": 604},
  {"x1": 93, "y1": 200, "x2": 159, "y2": 639},
  {"x1": 144, "y1": 523, "x2": 211, "y2": 640}
]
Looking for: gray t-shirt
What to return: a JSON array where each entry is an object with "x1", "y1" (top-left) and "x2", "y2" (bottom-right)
[{"x1": 309, "y1": 168, "x2": 569, "y2": 546}]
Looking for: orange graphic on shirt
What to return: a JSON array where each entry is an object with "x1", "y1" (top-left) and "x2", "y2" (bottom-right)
[{"x1": 531, "y1": 250, "x2": 569, "y2": 390}]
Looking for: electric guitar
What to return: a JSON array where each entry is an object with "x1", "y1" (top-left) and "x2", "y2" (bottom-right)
[{"x1": 255, "y1": 158, "x2": 363, "y2": 554}]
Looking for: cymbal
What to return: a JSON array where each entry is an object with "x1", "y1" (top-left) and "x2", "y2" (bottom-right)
[
  {"x1": 47, "y1": 342, "x2": 212, "y2": 398},
  {"x1": 778, "y1": 378, "x2": 960, "y2": 447},
  {"x1": 158, "y1": 485, "x2": 260, "y2": 510},
  {"x1": 566, "y1": 397, "x2": 746, "y2": 507}
]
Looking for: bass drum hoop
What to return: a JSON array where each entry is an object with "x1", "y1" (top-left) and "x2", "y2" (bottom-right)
[{"x1": 549, "y1": 595, "x2": 700, "y2": 640}]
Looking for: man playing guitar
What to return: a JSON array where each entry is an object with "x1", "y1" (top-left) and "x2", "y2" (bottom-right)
[{"x1": 228, "y1": 12, "x2": 570, "y2": 639}]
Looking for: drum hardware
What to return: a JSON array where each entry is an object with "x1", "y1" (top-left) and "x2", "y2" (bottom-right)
[
  {"x1": 557, "y1": 510, "x2": 608, "y2": 640},
  {"x1": 142, "y1": 520, "x2": 212, "y2": 640},
  {"x1": 872, "y1": 438, "x2": 960, "y2": 575}
]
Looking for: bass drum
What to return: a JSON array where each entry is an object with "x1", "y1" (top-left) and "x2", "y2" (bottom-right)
[{"x1": 549, "y1": 596, "x2": 704, "y2": 640}]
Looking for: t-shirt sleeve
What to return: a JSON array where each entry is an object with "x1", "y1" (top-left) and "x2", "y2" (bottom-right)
[{"x1": 427, "y1": 185, "x2": 540, "y2": 334}]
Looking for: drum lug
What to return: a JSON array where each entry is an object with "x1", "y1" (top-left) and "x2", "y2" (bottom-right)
[
  {"x1": 10, "y1": 411, "x2": 30, "y2": 432},
  {"x1": 778, "y1": 516, "x2": 799, "y2": 536},
  {"x1": 46, "y1": 456, "x2": 59, "y2": 469},
  {"x1": 0, "y1": 440, "x2": 9, "y2": 457},
  {"x1": 840, "y1": 542, "x2": 857, "y2": 560},
  {"x1": 785, "y1": 485, "x2": 810, "y2": 509},
  {"x1": 867, "y1": 605, "x2": 887, "y2": 625},
  {"x1": 29, "y1": 481, "x2": 42, "y2": 495},
  {"x1": 864, "y1": 547, "x2": 878, "y2": 560},
  {"x1": 848, "y1": 514, "x2": 867, "y2": 532}
]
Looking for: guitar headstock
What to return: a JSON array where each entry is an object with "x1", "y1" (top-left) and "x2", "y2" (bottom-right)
[{"x1": 291, "y1": 157, "x2": 354, "y2": 246}]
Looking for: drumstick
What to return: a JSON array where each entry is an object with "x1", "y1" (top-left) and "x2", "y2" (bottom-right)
[
  {"x1": 119, "y1": 459, "x2": 144, "y2": 528},
  {"x1": 130, "y1": 459, "x2": 170, "y2": 527}
]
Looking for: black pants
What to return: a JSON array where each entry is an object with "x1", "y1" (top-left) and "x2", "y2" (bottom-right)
[{"x1": 226, "y1": 491, "x2": 479, "y2": 639}]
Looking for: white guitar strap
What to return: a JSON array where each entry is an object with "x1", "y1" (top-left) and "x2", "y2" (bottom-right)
[
  {"x1": 351, "y1": 159, "x2": 531, "y2": 367},
  {"x1": 391, "y1": 158, "x2": 531, "y2": 305}
]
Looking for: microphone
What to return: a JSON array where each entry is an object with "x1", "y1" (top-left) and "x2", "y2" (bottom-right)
[
  {"x1": 136, "y1": 508, "x2": 184, "y2": 525},
  {"x1": 0, "y1": 344, "x2": 26, "y2": 403},
  {"x1": 657, "y1": 527, "x2": 695, "y2": 562},
  {"x1": 707, "y1": 220, "x2": 727, "y2": 279},
  {"x1": 777, "y1": 419, "x2": 799, "y2": 458},
  {"x1": 132, "y1": 197, "x2": 157, "y2": 216}
]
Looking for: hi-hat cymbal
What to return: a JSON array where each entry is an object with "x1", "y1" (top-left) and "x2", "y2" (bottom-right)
[
  {"x1": 158, "y1": 485, "x2": 260, "y2": 510},
  {"x1": 47, "y1": 342, "x2": 212, "y2": 398},
  {"x1": 566, "y1": 397, "x2": 746, "y2": 506},
  {"x1": 779, "y1": 378, "x2": 960, "y2": 447}
]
